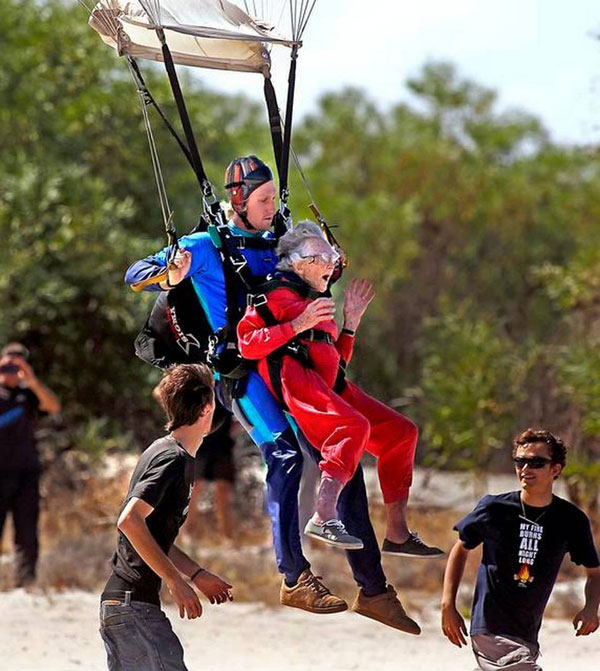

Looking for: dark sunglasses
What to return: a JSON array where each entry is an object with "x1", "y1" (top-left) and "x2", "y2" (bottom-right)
[{"x1": 513, "y1": 456, "x2": 553, "y2": 469}]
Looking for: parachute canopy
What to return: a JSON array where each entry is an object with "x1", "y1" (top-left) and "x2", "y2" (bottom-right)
[{"x1": 87, "y1": 0, "x2": 301, "y2": 74}]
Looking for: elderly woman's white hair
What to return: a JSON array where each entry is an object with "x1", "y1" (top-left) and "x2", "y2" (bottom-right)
[{"x1": 276, "y1": 220, "x2": 329, "y2": 271}]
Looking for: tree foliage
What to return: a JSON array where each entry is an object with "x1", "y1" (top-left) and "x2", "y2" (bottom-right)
[{"x1": 3, "y1": 0, "x2": 600, "y2": 519}]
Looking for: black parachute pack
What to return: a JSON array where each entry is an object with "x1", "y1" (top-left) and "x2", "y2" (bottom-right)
[
  {"x1": 134, "y1": 222, "x2": 277, "y2": 376},
  {"x1": 134, "y1": 277, "x2": 212, "y2": 369}
]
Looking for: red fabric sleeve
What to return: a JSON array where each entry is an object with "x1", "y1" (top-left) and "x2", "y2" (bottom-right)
[
  {"x1": 335, "y1": 332, "x2": 355, "y2": 365},
  {"x1": 237, "y1": 305, "x2": 297, "y2": 360}
]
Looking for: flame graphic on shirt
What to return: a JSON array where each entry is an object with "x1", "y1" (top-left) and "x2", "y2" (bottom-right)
[{"x1": 514, "y1": 563, "x2": 534, "y2": 586}]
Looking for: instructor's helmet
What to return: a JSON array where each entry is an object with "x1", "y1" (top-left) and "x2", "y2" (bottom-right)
[{"x1": 224, "y1": 155, "x2": 274, "y2": 215}]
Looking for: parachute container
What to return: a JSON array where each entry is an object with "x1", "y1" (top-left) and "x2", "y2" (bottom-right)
[{"x1": 86, "y1": 0, "x2": 298, "y2": 74}]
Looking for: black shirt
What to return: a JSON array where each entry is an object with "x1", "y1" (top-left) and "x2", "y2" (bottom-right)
[
  {"x1": 455, "y1": 491, "x2": 600, "y2": 644},
  {"x1": 0, "y1": 385, "x2": 41, "y2": 472},
  {"x1": 103, "y1": 436, "x2": 195, "y2": 605}
]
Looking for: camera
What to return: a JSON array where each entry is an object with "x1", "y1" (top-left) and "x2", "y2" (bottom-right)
[{"x1": 0, "y1": 363, "x2": 20, "y2": 374}]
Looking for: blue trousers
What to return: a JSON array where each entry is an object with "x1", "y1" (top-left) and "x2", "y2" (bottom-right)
[{"x1": 218, "y1": 371, "x2": 387, "y2": 595}]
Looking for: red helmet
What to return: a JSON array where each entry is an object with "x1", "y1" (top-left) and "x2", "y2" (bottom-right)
[{"x1": 224, "y1": 155, "x2": 273, "y2": 214}]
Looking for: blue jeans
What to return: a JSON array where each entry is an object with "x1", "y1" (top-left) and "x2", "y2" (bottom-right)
[
  {"x1": 99, "y1": 594, "x2": 187, "y2": 671},
  {"x1": 220, "y1": 371, "x2": 387, "y2": 595}
]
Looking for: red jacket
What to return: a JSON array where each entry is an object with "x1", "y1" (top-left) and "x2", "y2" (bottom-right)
[{"x1": 237, "y1": 285, "x2": 354, "y2": 390}]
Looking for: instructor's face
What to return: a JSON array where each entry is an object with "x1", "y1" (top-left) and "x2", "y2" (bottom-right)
[{"x1": 245, "y1": 181, "x2": 277, "y2": 231}]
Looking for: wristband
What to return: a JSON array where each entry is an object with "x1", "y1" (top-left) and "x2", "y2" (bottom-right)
[
  {"x1": 165, "y1": 274, "x2": 174, "y2": 288},
  {"x1": 190, "y1": 567, "x2": 204, "y2": 582},
  {"x1": 342, "y1": 328, "x2": 356, "y2": 337}
]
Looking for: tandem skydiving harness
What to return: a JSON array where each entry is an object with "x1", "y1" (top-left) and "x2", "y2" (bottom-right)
[
  {"x1": 92, "y1": 8, "x2": 342, "y2": 380},
  {"x1": 248, "y1": 273, "x2": 348, "y2": 406}
]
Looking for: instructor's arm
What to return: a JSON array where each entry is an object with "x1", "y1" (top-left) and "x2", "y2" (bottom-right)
[
  {"x1": 118, "y1": 497, "x2": 202, "y2": 619},
  {"x1": 441, "y1": 540, "x2": 471, "y2": 647}
]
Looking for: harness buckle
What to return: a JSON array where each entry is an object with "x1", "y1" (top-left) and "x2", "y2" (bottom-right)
[
  {"x1": 231, "y1": 256, "x2": 248, "y2": 273},
  {"x1": 250, "y1": 293, "x2": 268, "y2": 308}
]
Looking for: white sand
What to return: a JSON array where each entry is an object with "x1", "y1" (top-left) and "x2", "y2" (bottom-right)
[{"x1": 0, "y1": 589, "x2": 597, "y2": 671}]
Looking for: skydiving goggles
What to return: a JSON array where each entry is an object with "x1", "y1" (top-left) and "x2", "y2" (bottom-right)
[
  {"x1": 513, "y1": 456, "x2": 553, "y2": 469},
  {"x1": 291, "y1": 249, "x2": 340, "y2": 266}
]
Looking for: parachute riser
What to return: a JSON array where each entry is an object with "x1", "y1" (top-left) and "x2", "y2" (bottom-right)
[{"x1": 155, "y1": 29, "x2": 227, "y2": 232}]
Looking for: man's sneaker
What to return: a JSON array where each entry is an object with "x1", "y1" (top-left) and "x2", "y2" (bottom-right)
[
  {"x1": 280, "y1": 569, "x2": 348, "y2": 614},
  {"x1": 352, "y1": 585, "x2": 421, "y2": 635},
  {"x1": 382, "y1": 531, "x2": 445, "y2": 558},
  {"x1": 304, "y1": 519, "x2": 364, "y2": 550}
]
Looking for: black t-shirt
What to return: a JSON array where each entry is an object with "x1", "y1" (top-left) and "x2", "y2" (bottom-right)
[
  {"x1": 455, "y1": 491, "x2": 600, "y2": 644},
  {"x1": 104, "y1": 436, "x2": 195, "y2": 604},
  {"x1": 0, "y1": 385, "x2": 41, "y2": 472}
]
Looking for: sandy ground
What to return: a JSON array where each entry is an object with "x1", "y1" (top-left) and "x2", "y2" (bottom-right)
[{"x1": 1, "y1": 589, "x2": 597, "y2": 671}]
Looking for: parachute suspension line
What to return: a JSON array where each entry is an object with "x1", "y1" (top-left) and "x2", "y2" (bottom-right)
[
  {"x1": 290, "y1": 0, "x2": 317, "y2": 41},
  {"x1": 77, "y1": 3, "x2": 193, "y2": 177},
  {"x1": 126, "y1": 57, "x2": 193, "y2": 170},
  {"x1": 127, "y1": 59, "x2": 175, "y2": 244}
]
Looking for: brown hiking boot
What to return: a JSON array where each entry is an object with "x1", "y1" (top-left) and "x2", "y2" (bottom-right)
[
  {"x1": 352, "y1": 585, "x2": 421, "y2": 635},
  {"x1": 280, "y1": 569, "x2": 348, "y2": 614}
]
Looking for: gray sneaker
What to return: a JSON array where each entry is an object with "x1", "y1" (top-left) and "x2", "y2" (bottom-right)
[
  {"x1": 304, "y1": 519, "x2": 364, "y2": 550},
  {"x1": 382, "y1": 531, "x2": 445, "y2": 558}
]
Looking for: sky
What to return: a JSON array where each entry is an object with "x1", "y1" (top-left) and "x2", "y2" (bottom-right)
[{"x1": 195, "y1": 0, "x2": 600, "y2": 146}]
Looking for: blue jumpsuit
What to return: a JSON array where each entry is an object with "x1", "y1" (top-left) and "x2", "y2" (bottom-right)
[{"x1": 125, "y1": 223, "x2": 387, "y2": 594}]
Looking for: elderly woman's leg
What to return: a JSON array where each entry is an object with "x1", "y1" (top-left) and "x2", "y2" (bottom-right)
[{"x1": 340, "y1": 381, "x2": 445, "y2": 558}]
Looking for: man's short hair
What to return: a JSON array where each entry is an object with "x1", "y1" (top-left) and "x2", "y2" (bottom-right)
[
  {"x1": 155, "y1": 364, "x2": 214, "y2": 432},
  {"x1": 512, "y1": 428, "x2": 567, "y2": 468},
  {"x1": 1, "y1": 342, "x2": 30, "y2": 360}
]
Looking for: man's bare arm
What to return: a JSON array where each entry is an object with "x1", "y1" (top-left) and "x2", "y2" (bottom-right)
[
  {"x1": 441, "y1": 539, "x2": 471, "y2": 647},
  {"x1": 573, "y1": 566, "x2": 600, "y2": 636},
  {"x1": 169, "y1": 545, "x2": 233, "y2": 604},
  {"x1": 18, "y1": 359, "x2": 61, "y2": 415},
  {"x1": 118, "y1": 497, "x2": 202, "y2": 619}
]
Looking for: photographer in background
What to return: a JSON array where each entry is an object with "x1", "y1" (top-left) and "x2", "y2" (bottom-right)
[{"x1": 0, "y1": 342, "x2": 61, "y2": 586}]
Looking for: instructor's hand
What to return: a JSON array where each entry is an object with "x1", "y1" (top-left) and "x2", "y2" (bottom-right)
[
  {"x1": 193, "y1": 569, "x2": 233, "y2": 605},
  {"x1": 441, "y1": 604, "x2": 468, "y2": 647},
  {"x1": 291, "y1": 298, "x2": 336, "y2": 333},
  {"x1": 167, "y1": 575, "x2": 203, "y2": 619},
  {"x1": 167, "y1": 249, "x2": 192, "y2": 286}
]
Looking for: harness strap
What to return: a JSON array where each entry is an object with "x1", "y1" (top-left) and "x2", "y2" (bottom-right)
[
  {"x1": 249, "y1": 275, "x2": 347, "y2": 404},
  {"x1": 263, "y1": 76, "x2": 284, "y2": 180}
]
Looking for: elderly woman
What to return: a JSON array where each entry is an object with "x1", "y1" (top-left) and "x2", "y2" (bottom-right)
[{"x1": 237, "y1": 221, "x2": 443, "y2": 555}]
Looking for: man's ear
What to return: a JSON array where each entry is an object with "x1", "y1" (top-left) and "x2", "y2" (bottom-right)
[{"x1": 552, "y1": 463, "x2": 563, "y2": 480}]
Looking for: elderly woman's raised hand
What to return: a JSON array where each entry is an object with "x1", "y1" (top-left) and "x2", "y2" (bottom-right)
[
  {"x1": 343, "y1": 278, "x2": 375, "y2": 331},
  {"x1": 291, "y1": 297, "x2": 336, "y2": 333}
]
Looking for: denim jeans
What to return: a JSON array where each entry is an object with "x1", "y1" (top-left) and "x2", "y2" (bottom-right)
[
  {"x1": 472, "y1": 634, "x2": 541, "y2": 670},
  {"x1": 99, "y1": 593, "x2": 188, "y2": 671}
]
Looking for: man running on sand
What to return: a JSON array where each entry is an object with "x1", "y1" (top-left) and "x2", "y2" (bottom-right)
[
  {"x1": 99, "y1": 364, "x2": 233, "y2": 671},
  {"x1": 441, "y1": 428, "x2": 600, "y2": 670}
]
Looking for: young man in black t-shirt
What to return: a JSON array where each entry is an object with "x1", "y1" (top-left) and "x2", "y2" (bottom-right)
[
  {"x1": 100, "y1": 364, "x2": 233, "y2": 671},
  {"x1": 441, "y1": 428, "x2": 600, "y2": 670}
]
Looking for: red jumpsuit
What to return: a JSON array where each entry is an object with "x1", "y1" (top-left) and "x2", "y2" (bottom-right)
[{"x1": 237, "y1": 283, "x2": 418, "y2": 504}]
